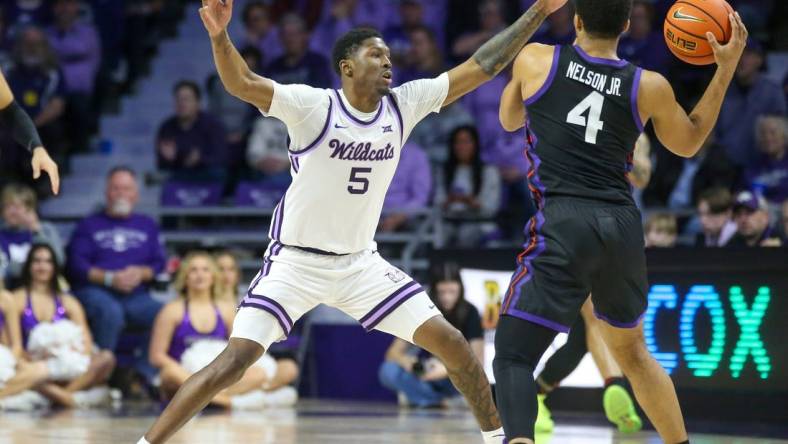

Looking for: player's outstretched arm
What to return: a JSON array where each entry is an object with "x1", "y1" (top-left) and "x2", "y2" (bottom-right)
[
  {"x1": 642, "y1": 12, "x2": 747, "y2": 158},
  {"x1": 443, "y1": 0, "x2": 567, "y2": 106},
  {"x1": 200, "y1": 0, "x2": 274, "y2": 113}
]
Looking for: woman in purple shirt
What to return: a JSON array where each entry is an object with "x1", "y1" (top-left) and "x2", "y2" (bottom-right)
[
  {"x1": 150, "y1": 252, "x2": 272, "y2": 408},
  {"x1": 10, "y1": 244, "x2": 115, "y2": 407}
]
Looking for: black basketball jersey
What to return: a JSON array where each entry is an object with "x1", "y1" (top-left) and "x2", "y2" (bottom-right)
[{"x1": 524, "y1": 44, "x2": 644, "y2": 206}]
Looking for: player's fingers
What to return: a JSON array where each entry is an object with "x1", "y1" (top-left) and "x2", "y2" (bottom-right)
[
  {"x1": 736, "y1": 12, "x2": 748, "y2": 40},
  {"x1": 32, "y1": 159, "x2": 41, "y2": 179},
  {"x1": 48, "y1": 163, "x2": 60, "y2": 195},
  {"x1": 706, "y1": 32, "x2": 721, "y2": 51}
]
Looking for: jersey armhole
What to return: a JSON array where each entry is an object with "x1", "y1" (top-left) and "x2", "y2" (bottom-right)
[
  {"x1": 524, "y1": 45, "x2": 561, "y2": 106},
  {"x1": 630, "y1": 67, "x2": 645, "y2": 133},
  {"x1": 387, "y1": 94, "x2": 405, "y2": 145},
  {"x1": 288, "y1": 96, "x2": 334, "y2": 156}
]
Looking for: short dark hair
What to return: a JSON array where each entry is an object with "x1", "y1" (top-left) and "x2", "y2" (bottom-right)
[
  {"x1": 107, "y1": 165, "x2": 137, "y2": 180},
  {"x1": 173, "y1": 80, "x2": 201, "y2": 101},
  {"x1": 575, "y1": 0, "x2": 632, "y2": 39},
  {"x1": 242, "y1": 1, "x2": 268, "y2": 27},
  {"x1": 698, "y1": 187, "x2": 732, "y2": 214},
  {"x1": 331, "y1": 28, "x2": 383, "y2": 75}
]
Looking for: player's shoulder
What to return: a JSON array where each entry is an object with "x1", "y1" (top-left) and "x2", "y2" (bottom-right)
[
  {"x1": 515, "y1": 43, "x2": 557, "y2": 68},
  {"x1": 637, "y1": 69, "x2": 674, "y2": 107}
]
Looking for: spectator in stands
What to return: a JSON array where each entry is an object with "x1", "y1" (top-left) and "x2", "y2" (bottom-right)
[
  {"x1": 728, "y1": 190, "x2": 783, "y2": 247},
  {"x1": 265, "y1": 14, "x2": 332, "y2": 88},
  {"x1": 67, "y1": 166, "x2": 166, "y2": 380},
  {"x1": 383, "y1": 0, "x2": 429, "y2": 67},
  {"x1": 215, "y1": 251, "x2": 242, "y2": 303},
  {"x1": 310, "y1": 0, "x2": 390, "y2": 57},
  {"x1": 46, "y1": 0, "x2": 101, "y2": 151},
  {"x1": 4, "y1": 27, "x2": 67, "y2": 164},
  {"x1": 246, "y1": 116, "x2": 291, "y2": 190},
  {"x1": 462, "y1": 73, "x2": 509, "y2": 155},
  {"x1": 451, "y1": 0, "x2": 506, "y2": 60},
  {"x1": 694, "y1": 187, "x2": 737, "y2": 247},
  {"x1": 156, "y1": 80, "x2": 227, "y2": 183},
  {"x1": 436, "y1": 126, "x2": 501, "y2": 246},
  {"x1": 0, "y1": 183, "x2": 63, "y2": 287},
  {"x1": 381, "y1": 142, "x2": 432, "y2": 232},
  {"x1": 11, "y1": 243, "x2": 115, "y2": 408},
  {"x1": 716, "y1": 38, "x2": 786, "y2": 166},
  {"x1": 241, "y1": 1, "x2": 281, "y2": 67},
  {"x1": 397, "y1": 25, "x2": 444, "y2": 85},
  {"x1": 644, "y1": 213, "x2": 677, "y2": 248},
  {"x1": 379, "y1": 262, "x2": 483, "y2": 408},
  {"x1": 742, "y1": 115, "x2": 788, "y2": 205},
  {"x1": 532, "y1": 3, "x2": 575, "y2": 45},
  {"x1": 618, "y1": 0, "x2": 670, "y2": 74}
]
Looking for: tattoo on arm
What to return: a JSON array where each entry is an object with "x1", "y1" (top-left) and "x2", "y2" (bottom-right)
[
  {"x1": 446, "y1": 347, "x2": 501, "y2": 430},
  {"x1": 472, "y1": 4, "x2": 548, "y2": 76}
]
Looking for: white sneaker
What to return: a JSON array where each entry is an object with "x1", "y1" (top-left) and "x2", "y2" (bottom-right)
[
  {"x1": 260, "y1": 386, "x2": 298, "y2": 407},
  {"x1": 0, "y1": 390, "x2": 50, "y2": 411},
  {"x1": 73, "y1": 386, "x2": 111, "y2": 408},
  {"x1": 230, "y1": 391, "x2": 266, "y2": 410}
]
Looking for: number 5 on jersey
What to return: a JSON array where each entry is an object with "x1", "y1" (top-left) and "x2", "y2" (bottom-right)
[
  {"x1": 348, "y1": 167, "x2": 372, "y2": 194},
  {"x1": 567, "y1": 91, "x2": 605, "y2": 144}
]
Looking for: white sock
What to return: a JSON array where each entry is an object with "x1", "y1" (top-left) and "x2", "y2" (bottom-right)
[
  {"x1": 136, "y1": 438, "x2": 151, "y2": 444},
  {"x1": 481, "y1": 426, "x2": 506, "y2": 444}
]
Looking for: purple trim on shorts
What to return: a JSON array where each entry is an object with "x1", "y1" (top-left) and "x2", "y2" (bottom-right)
[
  {"x1": 573, "y1": 45, "x2": 628, "y2": 68},
  {"x1": 388, "y1": 94, "x2": 404, "y2": 145},
  {"x1": 503, "y1": 309, "x2": 571, "y2": 333},
  {"x1": 525, "y1": 45, "x2": 561, "y2": 106},
  {"x1": 360, "y1": 281, "x2": 424, "y2": 331},
  {"x1": 290, "y1": 97, "x2": 333, "y2": 156},
  {"x1": 334, "y1": 89, "x2": 384, "y2": 126},
  {"x1": 241, "y1": 293, "x2": 293, "y2": 334},
  {"x1": 594, "y1": 309, "x2": 645, "y2": 329},
  {"x1": 630, "y1": 67, "x2": 644, "y2": 133},
  {"x1": 261, "y1": 241, "x2": 283, "y2": 277}
]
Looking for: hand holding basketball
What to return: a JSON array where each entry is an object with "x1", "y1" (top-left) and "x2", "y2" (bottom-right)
[
  {"x1": 707, "y1": 12, "x2": 748, "y2": 70},
  {"x1": 199, "y1": 0, "x2": 233, "y2": 38}
]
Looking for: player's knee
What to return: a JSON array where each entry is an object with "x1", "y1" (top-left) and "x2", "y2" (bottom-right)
[
  {"x1": 612, "y1": 341, "x2": 651, "y2": 375},
  {"x1": 277, "y1": 359, "x2": 299, "y2": 384},
  {"x1": 214, "y1": 340, "x2": 263, "y2": 384},
  {"x1": 432, "y1": 327, "x2": 470, "y2": 366}
]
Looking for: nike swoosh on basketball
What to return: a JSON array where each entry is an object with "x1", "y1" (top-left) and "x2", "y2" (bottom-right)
[
  {"x1": 672, "y1": 8, "x2": 706, "y2": 23},
  {"x1": 334, "y1": 123, "x2": 348, "y2": 129}
]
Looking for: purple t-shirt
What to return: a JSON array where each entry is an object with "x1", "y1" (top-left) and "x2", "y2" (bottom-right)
[
  {"x1": 618, "y1": 31, "x2": 671, "y2": 75},
  {"x1": 46, "y1": 22, "x2": 101, "y2": 94},
  {"x1": 156, "y1": 111, "x2": 228, "y2": 171},
  {"x1": 384, "y1": 143, "x2": 432, "y2": 210},
  {"x1": 462, "y1": 75, "x2": 510, "y2": 160},
  {"x1": 265, "y1": 51, "x2": 333, "y2": 89},
  {"x1": 66, "y1": 212, "x2": 166, "y2": 290},
  {"x1": 742, "y1": 153, "x2": 788, "y2": 204}
]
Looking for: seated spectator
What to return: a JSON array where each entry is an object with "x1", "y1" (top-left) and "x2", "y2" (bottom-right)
[
  {"x1": 435, "y1": 126, "x2": 501, "y2": 246},
  {"x1": 379, "y1": 263, "x2": 482, "y2": 408},
  {"x1": 617, "y1": 0, "x2": 670, "y2": 74},
  {"x1": 241, "y1": 1, "x2": 281, "y2": 67},
  {"x1": 728, "y1": 190, "x2": 783, "y2": 247},
  {"x1": 156, "y1": 80, "x2": 227, "y2": 183},
  {"x1": 66, "y1": 167, "x2": 165, "y2": 382},
  {"x1": 532, "y1": 3, "x2": 575, "y2": 45},
  {"x1": 2, "y1": 27, "x2": 67, "y2": 173},
  {"x1": 694, "y1": 187, "x2": 737, "y2": 247},
  {"x1": 383, "y1": 0, "x2": 432, "y2": 67},
  {"x1": 46, "y1": 0, "x2": 100, "y2": 151},
  {"x1": 11, "y1": 243, "x2": 115, "y2": 408},
  {"x1": 644, "y1": 213, "x2": 677, "y2": 248},
  {"x1": 215, "y1": 250, "x2": 242, "y2": 303},
  {"x1": 462, "y1": 73, "x2": 509, "y2": 154},
  {"x1": 451, "y1": 0, "x2": 506, "y2": 60},
  {"x1": 742, "y1": 115, "x2": 788, "y2": 205},
  {"x1": 397, "y1": 25, "x2": 444, "y2": 85},
  {"x1": 149, "y1": 252, "x2": 297, "y2": 408},
  {"x1": 310, "y1": 0, "x2": 391, "y2": 57},
  {"x1": 245, "y1": 116, "x2": 291, "y2": 189},
  {"x1": 0, "y1": 183, "x2": 64, "y2": 287},
  {"x1": 381, "y1": 142, "x2": 431, "y2": 232},
  {"x1": 0, "y1": 287, "x2": 50, "y2": 409},
  {"x1": 265, "y1": 14, "x2": 332, "y2": 88},
  {"x1": 716, "y1": 39, "x2": 786, "y2": 166}
]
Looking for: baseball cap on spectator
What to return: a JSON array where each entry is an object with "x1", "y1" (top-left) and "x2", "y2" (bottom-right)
[{"x1": 732, "y1": 190, "x2": 768, "y2": 213}]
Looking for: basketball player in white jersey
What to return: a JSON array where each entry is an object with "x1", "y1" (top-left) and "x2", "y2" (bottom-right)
[{"x1": 139, "y1": 0, "x2": 567, "y2": 442}]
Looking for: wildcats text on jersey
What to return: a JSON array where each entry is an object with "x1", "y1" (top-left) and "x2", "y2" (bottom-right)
[
  {"x1": 328, "y1": 139, "x2": 396, "y2": 161},
  {"x1": 565, "y1": 60, "x2": 622, "y2": 97}
]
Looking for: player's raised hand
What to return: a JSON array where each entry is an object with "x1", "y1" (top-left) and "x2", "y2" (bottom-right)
[
  {"x1": 707, "y1": 12, "x2": 748, "y2": 71},
  {"x1": 199, "y1": 0, "x2": 233, "y2": 37},
  {"x1": 31, "y1": 146, "x2": 59, "y2": 195}
]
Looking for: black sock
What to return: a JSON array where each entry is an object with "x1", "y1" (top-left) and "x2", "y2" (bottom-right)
[{"x1": 493, "y1": 316, "x2": 559, "y2": 441}]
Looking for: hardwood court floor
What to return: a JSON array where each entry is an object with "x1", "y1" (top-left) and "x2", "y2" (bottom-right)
[{"x1": 0, "y1": 400, "x2": 785, "y2": 443}]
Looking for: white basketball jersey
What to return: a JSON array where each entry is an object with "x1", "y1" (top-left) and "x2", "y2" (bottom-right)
[{"x1": 268, "y1": 90, "x2": 406, "y2": 254}]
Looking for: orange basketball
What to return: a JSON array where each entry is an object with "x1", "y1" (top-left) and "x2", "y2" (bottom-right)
[{"x1": 663, "y1": 0, "x2": 733, "y2": 65}]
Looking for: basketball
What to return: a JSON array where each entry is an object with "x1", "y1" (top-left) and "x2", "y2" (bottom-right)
[{"x1": 664, "y1": 0, "x2": 734, "y2": 65}]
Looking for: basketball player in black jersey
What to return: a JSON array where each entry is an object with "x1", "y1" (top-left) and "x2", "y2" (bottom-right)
[{"x1": 493, "y1": 0, "x2": 747, "y2": 442}]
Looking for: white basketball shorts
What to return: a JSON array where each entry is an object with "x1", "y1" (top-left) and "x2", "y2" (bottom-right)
[{"x1": 231, "y1": 241, "x2": 441, "y2": 349}]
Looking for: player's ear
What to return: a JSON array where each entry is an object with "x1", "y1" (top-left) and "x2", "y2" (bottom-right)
[
  {"x1": 340, "y1": 59, "x2": 353, "y2": 78},
  {"x1": 574, "y1": 14, "x2": 582, "y2": 33},
  {"x1": 623, "y1": 19, "x2": 631, "y2": 35}
]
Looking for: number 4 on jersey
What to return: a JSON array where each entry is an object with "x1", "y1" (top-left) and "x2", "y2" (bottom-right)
[{"x1": 566, "y1": 91, "x2": 605, "y2": 144}]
